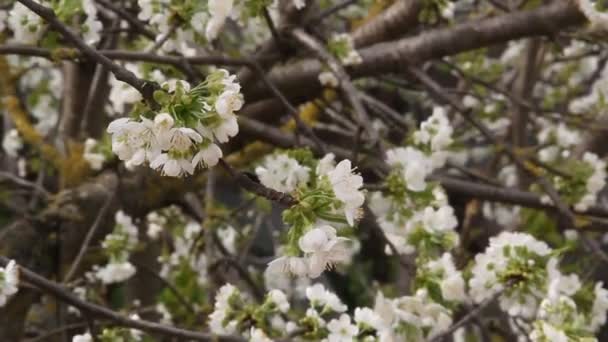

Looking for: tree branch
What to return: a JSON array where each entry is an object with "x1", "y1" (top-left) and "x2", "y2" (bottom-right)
[{"x1": 0, "y1": 256, "x2": 243, "y2": 342}]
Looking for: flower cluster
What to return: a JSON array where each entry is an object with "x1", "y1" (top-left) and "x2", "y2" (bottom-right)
[
  {"x1": 575, "y1": 152, "x2": 607, "y2": 211},
  {"x1": 7, "y1": 2, "x2": 46, "y2": 44},
  {"x1": 469, "y1": 232, "x2": 554, "y2": 318},
  {"x1": 107, "y1": 69, "x2": 243, "y2": 176},
  {"x1": 370, "y1": 107, "x2": 458, "y2": 256},
  {"x1": 0, "y1": 260, "x2": 19, "y2": 307},
  {"x1": 468, "y1": 230, "x2": 608, "y2": 338},
  {"x1": 208, "y1": 284, "x2": 291, "y2": 339},
  {"x1": 83, "y1": 138, "x2": 107, "y2": 171},
  {"x1": 94, "y1": 211, "x2": 139, "y2": 284},
  {"x1": 256, "y1": 154, "x2": 311, "y2": 193},
  {"x1": 415, "y1": 252, "x2": 466, "y2": 303},
  {"x1": 259, "y1": 151, "x2": 364, "y2": 278},
  {"x1": 2, "y1": 129, "x2": 23, "y2": 158}
]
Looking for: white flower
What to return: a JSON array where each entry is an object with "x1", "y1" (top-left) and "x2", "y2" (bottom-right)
[
  {"x1": 316, "y1": 153, "x2": 336, "y2": 176},
  {"x1": 354, "y1": 307, "x2": 384, "y2": 331},
  {"x1": 413, "y1": 107, "x2": 453, "y2": 168},
  {"x1": 469, "y1": 232, "x2": 552, "y2": 319},
  {"x1": 529, "y1": 321, "x2": 569, "y2": 342},
  {"x1": 250, "y1": 327, "x2": 273, "y2": 342},
  {"x1": 209, "y1": 283, "x2": 239, "y2": 334},
  {"x1": 217, "y1": 225, "x2": 238, "y2": 254},
  {"x1": 83, "y1": 138, "x2": 106, "y2": 171},
  {"x1": 327, "y1": 160, "x2": 365, "y2": 226},
  {"x1": 268, "y1": 289, "x2": 290, "y2": 313},
  {"x1": 306, "y1": 283, "x2": 347, "y2": 312},
  {"x1": 267, "y1": 256, "x2": 309, "y2": 277},
  {"x1": 83, "y1": 17, "x2": 102, "y2": 45},
  {"x1": 590, "y1": 282, "x2": 608, "y2": 331},
  {"x1": 129, "y1": 314, "x2": 143, "y2": 341},
  {"x1": 390, "y1": 289, "x2": 453, "y2": 338},
  {"x1": 426, "y1": 253, "x2": 467, "y2": 302},
  {"x1": 577, "y1": 0, "x2": 608, "y2": 32},
  {"x1": 293, "y1": 0, "x2": 306, "y2": 10},
  {"x1": 326, "y1": 314, "x2": 359, "y2": 342},
  {"x1": 150, "y1": 153, "x2": 195, "y2": 177},
  {"x1": 0, "y1": 260, "x2": 19, "y2": 307},
  {"x1": 95, "y1": 262, "x2": 136, "y2": 284},
  {"x1": 192, "y1": 143, "x2": 223, "y2": 169},
  {"x1": 216, "y1": 90, "x2": 244, "y2": 116},
  {"x1": 319, "y1": 71, "x2": 339, "y2": 87},
  {"x1": 206, "y1": 0, "x2": 234, "y2": 41},
  {"x1": 8, "y1": 3, "x2": 44, "y2": 44},
  {"x1": 72, "y1": 333, "x2": 93, "y2": 342},
  {"x1": 2, "y1": 129, "x2": 23, "y2": 157},
  {"x1": 386, "y1": 147, "x2": 433, "y2": 192},
  {"x1": 575, "y1": 152, "x2": 606, "y2": 211},
  {"x1": 146, "y1": 211, "x2": 165, "y2": 240},
  {"x1": 256, "y1": 154, "x2": 311, "y2": 193},
  {"x1": 330, "y1": 34, "x2": 362, "y2": 66},
  {"x1": 422, "y1": 206, "x2": 458, "y2": 232},
  {"x1": 299, "y1": 226, "x2": 352, "y2": 278}
]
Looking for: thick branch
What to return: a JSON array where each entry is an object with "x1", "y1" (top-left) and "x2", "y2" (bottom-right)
[{"x1": 246, "y1": 1, "x2": 585, "y2": 101}]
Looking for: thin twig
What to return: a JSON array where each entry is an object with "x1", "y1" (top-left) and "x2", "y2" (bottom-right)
[
  {"x1": 218, "y1": 158, "x2": 297, "y2": 207},
  {"x1": 291, "y1": 28, "x2": 377, "y2": 142},
  {"x1": 0, "y1": 256, "x2": 243, "y2": 342},
  {"x1": 430, "y1": 288, "x2": 505, "y2": 342},
  {"x1": 94, "y1": 0, "x2": 156, "y2": 40},
  {"x1": 63, "y1": 188, "x2": 116, "y2": 283},
  {"x1": 17, "y1": 0, "x2": 159, "y2": 107}
]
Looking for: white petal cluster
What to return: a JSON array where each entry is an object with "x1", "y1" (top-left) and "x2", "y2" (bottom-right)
[
  {"x1": 412, "y1": 106, "x2": 454, "y2": 166},
  {"x1": 469, "y1": 232, "x2": 552, "y2": 318},
  {"x1": 107, "y1": 70, "x2": 242, "y2": 177},
  {"x1": 575, "y1": 152, "x2": 606, "y2": 211},
  {"x1": 590, "y1": 282, "x2": 608, "y2": 331},
  {"x1": 326, "y1": 314, "x2": 359, "y2": 342},
  {"x1": 267, "y1": 289, "x2": 290, "y2": 313},
  {"x1": 318, "y1": 71, "x2": 339, "y2": 87},
  {"x1": 209, "y1": 283, "x2": 240, "y2": 334},
  {"x1": 0, "y1": 260, "x2": 19, "y2": 307},
  {"x1": 293, "y1": 0, "x2": 307, "y2": 10},
  {"x1": 256, "y1": 154, "x2": 310, "y2": 193},
  {"x1": 95, "y1": 211, "x2": 139, "y2": 284},
  {"x1": 8, "y1": 2, "x2": 45, "y2": 44},
  {"x1": 95, "y1": 262, "x2": 136, "y2": 285},
  {"x1": 108, "y1": 63, "x2": 143, "y2": 114},
  {"x1": 383, "y1": 289, "x2": 453, "y2": 340},
  {"x1": 326, "y1": 160, "x2": 365, "y2": 226},
  {"x1": 423, "y1": 253, "x2": 467, "y2": 302},
  {"x1": 72, "y1": 333, "x2": 93, "y2": 342},
  {"x1": 2, "y1": 129, "x2": 23, "y2": 158},
  {"x1": 206, "y1": 0, "x2": 234, "y2": 41},
  {"x1": 158, "y1": 219, "x2": 209, "y2": 286},
  {"x1": 577, "y1": 0, "x2": 608, "y2": 32},
  {"x1": 146, "y1": 211, "x2": 166, "y2": 240},
  {"x1": 250, "y1": 327, "x2": 273, "y2": 342},
  {"x1": 329, "y1": 33, "x2": 362, "y2": 66},
  {"x1": 82, "y1": 0, "x2": 102, "y2": 45},
  {"x1": 537, "y1": 121, "x2": 581, "y2": 163},
  {"x1": 306, "y1": 283, "x2": 347, "y2": 313},
  {"x1": 268, "y1": 225, "x2": 351, "y2": 278},
  {"x1": 386, "y1": 107, "x2": 453, "y2": 192},
  {"x1": 83, "y1": 138, "x2": 106, "y2": 171},
  {"x1": 137, "y1": 0, "x2": 200, "y2": 55},
  {"x1": 370, "y1": 188, "x2": 459, "y2": 256}
]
